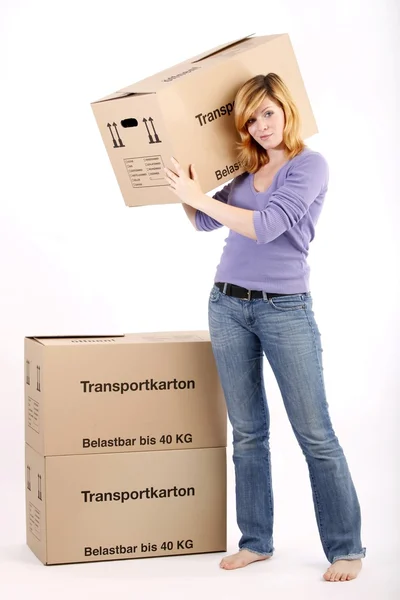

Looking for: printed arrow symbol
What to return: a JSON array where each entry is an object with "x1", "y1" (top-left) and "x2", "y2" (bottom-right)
[
  {"x1": 113, "y1": 122, "x2": 125, "y2": 147},
  {"x1": 107, "y1": 122, "x2": 118, "y2": 148},
  {"x1": 148, "y1": 117, "x2": 161, "y2": 143},
  {"x1": 143, "y1": 118, "x2": 154, "y2": 143}
]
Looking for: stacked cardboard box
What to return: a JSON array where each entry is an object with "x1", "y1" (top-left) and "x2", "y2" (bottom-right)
[{"x1": 24, "y1": 331, "x2": 227, "y2": 565}]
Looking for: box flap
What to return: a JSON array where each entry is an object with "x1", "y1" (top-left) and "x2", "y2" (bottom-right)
[
  {"x1": 26, "y1": 332, "x2": 210, "y2": 346},
  {"x1": 92, "y1": 91, "x2": 154, "y2": 105},
  {"x1": 191, "y1": 34, "x2": 255, "y2": 63},
  {"x1": 91, "y1": 35, "x2": 256, "y2": 104},
  {"x1": 28, "y1": 335, "x2": 125, "y2": 346},
  {"x1": 124, "y1": 331, "x2": 210, "y2": 343}
]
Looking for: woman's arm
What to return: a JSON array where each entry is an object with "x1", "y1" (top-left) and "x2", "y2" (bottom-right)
[
  {"x1": 181, "y1": 203, "x2": 198, "y2": 229},
  {"x1": 166, "y1": 154, "x2": 328, "y2": 243},
  {"x1": 178, "y1": 163, "x2": 234, "y2": 232},
  {"x1": 193, "y1": 195, "x2": 256, "y2": 239}
]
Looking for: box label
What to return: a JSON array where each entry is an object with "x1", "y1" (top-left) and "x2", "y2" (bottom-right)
[
  {"x1": 82, "y1": 432, "x2": 194, "y2": 449},
  {"x1": 79, "y1": 377, "x2": 195, "y2": 395},
  {"x1": 27, "y1": 396, "x2": 40, "y2": 433},
  {"x1": 81, "y1": 485, "x2": 195, "y2": 503},
  {"x1": 84, "y1": 538, "x2": 194, "y2": 557},
  {"x1": 29, "y1": 502, "x2": 41, "y2": 541},
  {"x1": 194, "y1": 100, "x2": 234, "y2": 127},
  {"x1": 124, "y1": 155, "x2": 168, "y2": 189}
]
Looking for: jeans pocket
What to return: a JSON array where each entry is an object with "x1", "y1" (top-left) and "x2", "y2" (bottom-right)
[
  {"x1": 209, "y1": 285, "x2": 222, "y2": 303},
  {"x1": 269, "y1": 294, "x2": 306, "y2": 311}
]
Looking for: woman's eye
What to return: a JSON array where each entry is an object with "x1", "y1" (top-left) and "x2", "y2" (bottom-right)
[
  {"x1": 264, "y1": 111, "x2": 273, "y2": 117},
  {"x1": 247, "y1": 119, "x2": 255, "y2": 125}
]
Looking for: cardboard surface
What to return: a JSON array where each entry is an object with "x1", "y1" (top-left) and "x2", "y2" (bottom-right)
[
  {"x1": 25, "y1": 444, "x2": 227, "y2": 565},
  {"x1": 91, "y1": 33, "x2": 318, "y2": 207},
  {"x1": 24, "y1": 331, "x2": 226, "y2": 456}
]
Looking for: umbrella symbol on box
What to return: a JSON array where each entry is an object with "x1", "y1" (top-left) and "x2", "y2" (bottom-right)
[
  {"x1": 143, "y1": 117, "x2": 161, "y2": 144},
  {"x1": 107, "y1": 122, "x2": 125, "y2": 148},
  {"x1": 26, "y1": 360, "x2": 31, "y2": 385},
  {"x1": 38, "y1": 474, "x2": 42, "y2": 501}
]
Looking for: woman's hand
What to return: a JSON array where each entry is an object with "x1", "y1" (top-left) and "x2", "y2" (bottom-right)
[
  {"x1": 165, "y1": 156, "x2": 257, "y2": 240},
  {"x1": 164, "y1": 157, "x2": 204, "y2": 208}
]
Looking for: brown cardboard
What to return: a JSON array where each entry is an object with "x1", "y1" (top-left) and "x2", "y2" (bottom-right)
[
  {"x1": 24, "y1": 331, "x2": 226, "y2": 457},
  {"x1": 25, "y1": 444, "x2": 227, "y2": 565},
  {"x1": 25, "y1": 443, "x2": 47, "y2": 564},
  {"x1": 91, "y1": 33, "x2": 318, "y2": 207}
]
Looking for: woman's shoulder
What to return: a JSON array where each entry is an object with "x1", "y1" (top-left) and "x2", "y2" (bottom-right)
[
  {"x1": 287, "y1": 147, "x2": 329, "y2": 181},
  {"x1": 292, "y1": 147, "x2": 328, "y2": 167}
]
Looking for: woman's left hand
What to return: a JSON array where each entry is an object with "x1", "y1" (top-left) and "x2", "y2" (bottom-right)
[{"x1": 164, "y1": 157, "x2": 204, "y2": 208}]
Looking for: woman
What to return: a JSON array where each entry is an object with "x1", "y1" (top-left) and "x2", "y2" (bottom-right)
[{"x1": 164, "y1": 73, "x2": 366, "y2": 582}]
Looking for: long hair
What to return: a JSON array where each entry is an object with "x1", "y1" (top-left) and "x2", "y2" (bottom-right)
[{"x1": 234, "y1": 73, "x2": 305, "y2": 173}]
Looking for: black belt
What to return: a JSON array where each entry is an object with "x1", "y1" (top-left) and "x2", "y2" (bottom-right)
[{"x1": 215, "y1": 282, "x2": 304, "y2": 301}]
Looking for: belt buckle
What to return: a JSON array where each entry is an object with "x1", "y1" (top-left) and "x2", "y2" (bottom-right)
[{"x1": 244, "y1": 288, "x2": 251, "y2": 301}]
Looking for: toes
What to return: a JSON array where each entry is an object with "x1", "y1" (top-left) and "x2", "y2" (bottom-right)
[
  {"x1": 324, "y1": 561, "x2": 362, "y2": 583},
  {"x1": 324, "y1": 569, "x2": 356, "y2": 582},
  {"x1": 327, "y1": 570, "x2": 337, "y2": 582},
  {"x1": 219, "y1": 558, "x2": 239, "y2": 570}
]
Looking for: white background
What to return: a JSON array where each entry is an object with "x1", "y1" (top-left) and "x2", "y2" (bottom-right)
[{"x1": 1, "y1": 0, "x2": 399, "y2": 597}]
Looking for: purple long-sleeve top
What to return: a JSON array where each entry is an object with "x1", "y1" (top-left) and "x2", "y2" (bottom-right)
[{"x1": 194, "y1": 147, "x2": 329, "y2": 294}]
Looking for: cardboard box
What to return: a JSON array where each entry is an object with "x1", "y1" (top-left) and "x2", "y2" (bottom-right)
[
  {"x1": 24, "y1": 331, "x2": 226, "y2": 457},
  {"x1": 25, "y1": 444, "x2": 226, "y2": 565},
  {"x1": 91, "y1": 33, "x2": 318, "y2": 207}
]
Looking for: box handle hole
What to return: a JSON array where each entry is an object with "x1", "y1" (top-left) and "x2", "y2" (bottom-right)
[{"x1": 121, "y1": 118, "x2": 138, "y2": 128}]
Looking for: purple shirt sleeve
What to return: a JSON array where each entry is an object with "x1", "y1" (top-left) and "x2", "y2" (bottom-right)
[
  {"x1": 253, "y1": 152, "x2": 329, "y2": 244},
  {"x1": 195, "y1": 180, "x2": 234, "y2": 231}
]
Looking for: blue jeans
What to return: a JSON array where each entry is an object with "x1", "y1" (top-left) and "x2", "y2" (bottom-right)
[{"x1": 208, "y1": 285, "x2": 366, "y2": 564}]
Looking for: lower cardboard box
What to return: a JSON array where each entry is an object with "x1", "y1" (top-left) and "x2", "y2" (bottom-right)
[{"x1": 25, "y1": 444, "x2": 226, "y2": 565}]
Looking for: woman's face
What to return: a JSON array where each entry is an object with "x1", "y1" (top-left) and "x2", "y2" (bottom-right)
[{"x1": 246, "y1": 97, "x2": 285, "y2": 150}]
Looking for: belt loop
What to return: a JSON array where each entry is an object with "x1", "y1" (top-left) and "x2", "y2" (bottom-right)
[
  {"x1": 223, "y1": 282, "x2": 227, "y2": 294},
  {"x1": 262, "y1": 291, "x2": 268, "y2": 302}
]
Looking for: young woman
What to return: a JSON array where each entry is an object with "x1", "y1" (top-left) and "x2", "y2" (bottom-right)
[{"x1": 164, "y1": 73, "x2": 366, "y2": 582}]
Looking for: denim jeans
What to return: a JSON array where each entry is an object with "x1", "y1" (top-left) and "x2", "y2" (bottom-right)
[{"x1": 208, "y1": 284, "x2": 366, "y2": 564}]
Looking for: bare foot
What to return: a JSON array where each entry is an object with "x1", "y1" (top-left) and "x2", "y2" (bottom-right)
[
  {"x1": 323, "y1": 559, "x2": 362, "y2": 582},
  {"x1": 219, "y1": 549, "x2": 271, "y2": 570}
]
